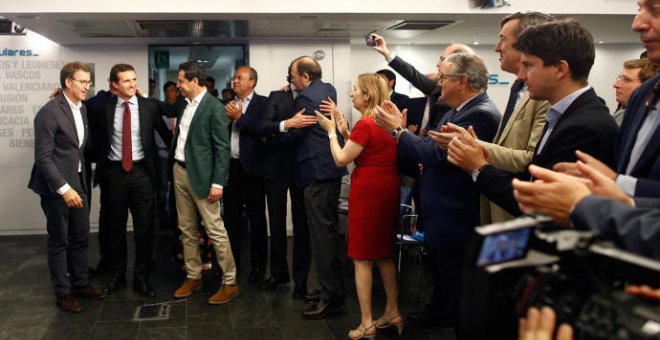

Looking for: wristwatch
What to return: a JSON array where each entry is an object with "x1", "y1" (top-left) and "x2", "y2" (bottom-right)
[{"x1": 390, "y1": 126, "x2": 404, "y2": 139}]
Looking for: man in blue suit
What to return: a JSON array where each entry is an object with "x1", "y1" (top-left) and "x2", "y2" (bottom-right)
[
  {"x1": 223, "y1": 66, "x2": 270, "y2": 283},
  {"x1": 287, "y1": 56, "x2": 348, "y2": 319},
  {"x1": 376, "y1": 52, "x2": 501, "y2": 328}
]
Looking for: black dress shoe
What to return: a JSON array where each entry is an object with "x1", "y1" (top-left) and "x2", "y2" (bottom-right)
[
  {"x1": 292, "y1": 285, "x2": 307, "y2": 300},
  {"x1": 304, "y1": 289, "x2": 321, "y2": 303},
  {"x1": 302, "y1": 300, "x2": 344, "y2": 320},
  {"x1": 72, "y1": 284, "x2": 107, "y2": 300},
  {"x1": 259, "y1": 277, "x2": 289, "y2": 290},
  {"x1": 248, "y1": 266, "x2": 265, "y2": 284},
  {"x1": 103, "y1": 276, "x2": 126, "y2": 293},
  {"x1": 133, "y1": 280, "x2": 156, "y2": 298},
  {"x1": 56, "y1": 293, "x2": 82, "y2": 313}
]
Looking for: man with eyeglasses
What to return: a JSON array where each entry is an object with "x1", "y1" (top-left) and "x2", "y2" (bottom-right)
[
  {"x1": 371, "y1": 35, "x2": 474, "y2": 135},
  {"x1": 612, "y1": 58, "x2": 660, "y2": 125},
  {"x1": 447, "y1": 20, "x2": 619, "y2": 218},
  {"x1": 87, "y1": 63, "x2": 172, "y2": 298},
  {"x1": 375, "y1": 52, "x2": 501, "y2": 331},
  {"x1": 29, "y1": 62, "x2": 107, "y2": 313}
]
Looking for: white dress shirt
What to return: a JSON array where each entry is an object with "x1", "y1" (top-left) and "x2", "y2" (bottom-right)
[{"x1": 57, "y1": 93, "x2": 86, "y2": 195}]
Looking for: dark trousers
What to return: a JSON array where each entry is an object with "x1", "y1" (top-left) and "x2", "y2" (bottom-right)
[
  {"x1": 304, "y1": 179, "x2": 344, "y2": 304},
  {"x1": 224, "y1": 159, "x2": 268, "y2": 271},
  {"x1": 40, "y1": 191, "x2": 90, "y2": 297},
  {"x1": 99, "y1": 162, "x2": 154, "y2": 281},
  {"x1": 428, "y1": 247, "x2": 467, "y2": 324},
  {"x1": 264, "y1": 179, "x2": 310, "y2": 286},
  {"x1": 154, "y1": 153, "x2": 176, "y2": 230}
]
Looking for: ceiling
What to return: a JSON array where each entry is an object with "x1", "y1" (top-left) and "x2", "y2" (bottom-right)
[{"x1": 2, "y1": 12, "x2": 640, "y2": 46}]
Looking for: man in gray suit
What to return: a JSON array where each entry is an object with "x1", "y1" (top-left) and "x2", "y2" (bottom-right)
[{"x1": 28, "y1": 62, "x2": 106, "y2": 313}]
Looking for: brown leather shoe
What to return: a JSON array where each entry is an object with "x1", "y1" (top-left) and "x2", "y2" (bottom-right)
[
  {"x1": 56, "y1": 293, "x2": 82, "y2": 313},
  {"x1": 208, "y1": 284, "x2": 239, "y2": 305},
  {"x1": 174, "y1": 278, "x2": 202, "y2": 298},
  {"x1": 72, "y1": 284, "x2": 107, "y2": 300}
]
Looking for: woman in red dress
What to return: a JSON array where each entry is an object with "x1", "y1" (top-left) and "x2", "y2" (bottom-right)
[{"x1": 316, "y1": 73, "x2": 402, "y2": 339}]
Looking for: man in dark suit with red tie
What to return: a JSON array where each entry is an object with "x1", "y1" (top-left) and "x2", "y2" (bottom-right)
[
  {"x1": 88, "y1": 64, "x2": 172, "y2": 298},
  {"x1": 29, "y1": 62, "x2": 106, "y2": 313}
]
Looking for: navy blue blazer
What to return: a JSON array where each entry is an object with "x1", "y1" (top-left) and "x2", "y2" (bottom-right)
[
  {"x1": 232, "y1": 92, "x2": 269, "y2": 176},
  {"x1": 29, "y1": 93, "x2": 89, "y2": 197},
  {"x1": 617, "y1": 75, "x2": 660, "y2": 198},
  {"x1": 288, "y1": 80, "x2": 347, "y2": 187},
  {"x1": 571, "y1": 195, "x2": 660, "y2": 260},
  {"x1": 259, "y1": 89, "x2": 297, "y2": 184},
  {"x1": 390, "y1": 91, "x2": 410, "y2": 112},
  {"x1": 398, "y1": 92, "x2": 501, "y2": 249},
  {"x1": 477, "y1": 88, "x2": 619, "y2": 216}
]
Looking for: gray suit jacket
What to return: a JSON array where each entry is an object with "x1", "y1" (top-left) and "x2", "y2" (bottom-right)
[{"x1": 28, "y1": 93, "x2": 89, "y2": 197}]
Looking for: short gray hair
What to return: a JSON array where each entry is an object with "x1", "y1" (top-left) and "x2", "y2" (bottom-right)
[{"x1": 445, "y1": 52, "x2": 489, "y2": 92}]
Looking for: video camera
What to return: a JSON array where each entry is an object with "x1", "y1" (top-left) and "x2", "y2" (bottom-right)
[{"x1": 458, "y1": 215, "x2": 660, "y2": 339}]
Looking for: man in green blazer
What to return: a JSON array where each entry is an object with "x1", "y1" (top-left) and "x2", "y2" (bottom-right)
[{"x1": 170, "y1": 61, "x2": 239, "y2": 305}]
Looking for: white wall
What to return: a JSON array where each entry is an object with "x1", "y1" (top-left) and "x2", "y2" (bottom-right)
[
  {"x1": 351, "y1": 43, "x2": 645, "y2": 115},
  {"x1": 0, "y1": 30, "x2": 647, "y2": 235},
  {"x1": 0, "y1": 32, "x2": 148, "y2": 234}
]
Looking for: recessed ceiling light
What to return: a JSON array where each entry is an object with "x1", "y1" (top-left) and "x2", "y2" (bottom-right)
[
  {"x1": 597, "y1": 41, "x2": 604, "y2": 44},
  {"x1": 473, "y1": 41, "x2": 480, "y2": 45}
]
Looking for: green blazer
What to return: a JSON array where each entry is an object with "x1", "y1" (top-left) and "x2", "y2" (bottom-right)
[{"x1": 171, "y1": 92, "x2": 229, "y2": 197}]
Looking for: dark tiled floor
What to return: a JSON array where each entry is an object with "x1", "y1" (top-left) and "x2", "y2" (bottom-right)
[{"x1": 0, "y1": 231, "x2": 455, "y2": 340}]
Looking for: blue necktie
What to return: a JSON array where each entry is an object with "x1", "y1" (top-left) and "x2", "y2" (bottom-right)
[{"x1": 495, "y1": 79, "x2": 524, "y2": 140}]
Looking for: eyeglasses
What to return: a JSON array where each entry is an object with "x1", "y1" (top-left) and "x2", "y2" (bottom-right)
[
  {"x1": 438, "y1": 73, "x2": 464, "y2": 83},
  {"x1": 70, "y1": 78, "x2": 93, "y2": 87},
  {"x1": 615, "y1": 75, "x2": 637, "y2": 83}
]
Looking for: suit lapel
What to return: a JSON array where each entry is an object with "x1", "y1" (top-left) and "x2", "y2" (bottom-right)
[
  {"x1": 189, "y1": 93, "x2": 210, "y2": 131},
  {"x1": 105, "y1": 97, "x2": 116, "y2": 143},
  {"x1": 137, "y1": 96, "x2": 148, "y2": 149},
  {"x1": 81, "y1": 104, "x2": 88, "y2": 148},
  {"x1": 617, "y1": 101, "x2": 647, "y2": 172},
  {"x1": 496, "y1": 94, "x2": 531, "y2": 144},
  {"x1": 58, "y1": 94, "x2": 81, "y2": 146}
]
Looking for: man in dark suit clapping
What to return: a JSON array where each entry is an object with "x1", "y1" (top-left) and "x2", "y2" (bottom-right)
[
  {"x1": 29, "y1": 62, "x2": 106, "y2": 313},
  {"x1": 376, "y1": 52, "x2": 501, "y2": 330},
  {"x1": 223, "y1": 66, "x2": 270, "y2": 283}
]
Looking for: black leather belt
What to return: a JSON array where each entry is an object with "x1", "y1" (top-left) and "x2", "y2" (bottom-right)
[{"x1": 175, "y1": 160, "x2": 186, "y2": 169}]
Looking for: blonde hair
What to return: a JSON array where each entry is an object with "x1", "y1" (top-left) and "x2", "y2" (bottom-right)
[{"x1": 356, "y1": 73, "x2": 390, "y2": 117}]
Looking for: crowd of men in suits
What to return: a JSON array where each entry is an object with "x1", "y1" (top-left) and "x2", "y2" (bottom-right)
[{"x1": 28, "y1": 1, "x2": 660, "y2": 338}]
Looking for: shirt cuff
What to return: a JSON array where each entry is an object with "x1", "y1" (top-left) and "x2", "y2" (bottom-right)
[
  {"x1": 279, "y1": 120, "x2": 287, "y2": 133},
  {"x1": 386, "y1": 52, "x2": 397, "y2": 64},
  {"x1": 57, "y1": 183, "x2": 71, "y2": 195},
  {"x1": 615, "y1": 174, "x2": 637, "y2": 197},
  {"x1": 211, "y1": 183, "x2": 224, "y2": 190}
]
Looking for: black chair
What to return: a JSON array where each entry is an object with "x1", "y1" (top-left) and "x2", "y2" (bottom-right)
[{"x1": 396, "y1": 176, "x2": 425, "y2": 283}]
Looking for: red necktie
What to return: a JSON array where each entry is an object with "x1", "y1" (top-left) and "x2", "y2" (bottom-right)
[{"x1": 122, "y1": 101, "x2": 133, "y2": 172}]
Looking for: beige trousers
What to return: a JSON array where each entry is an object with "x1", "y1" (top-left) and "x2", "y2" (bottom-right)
[{"x1": 173, "y1": 163, "x2": 236, "y2": 284}]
